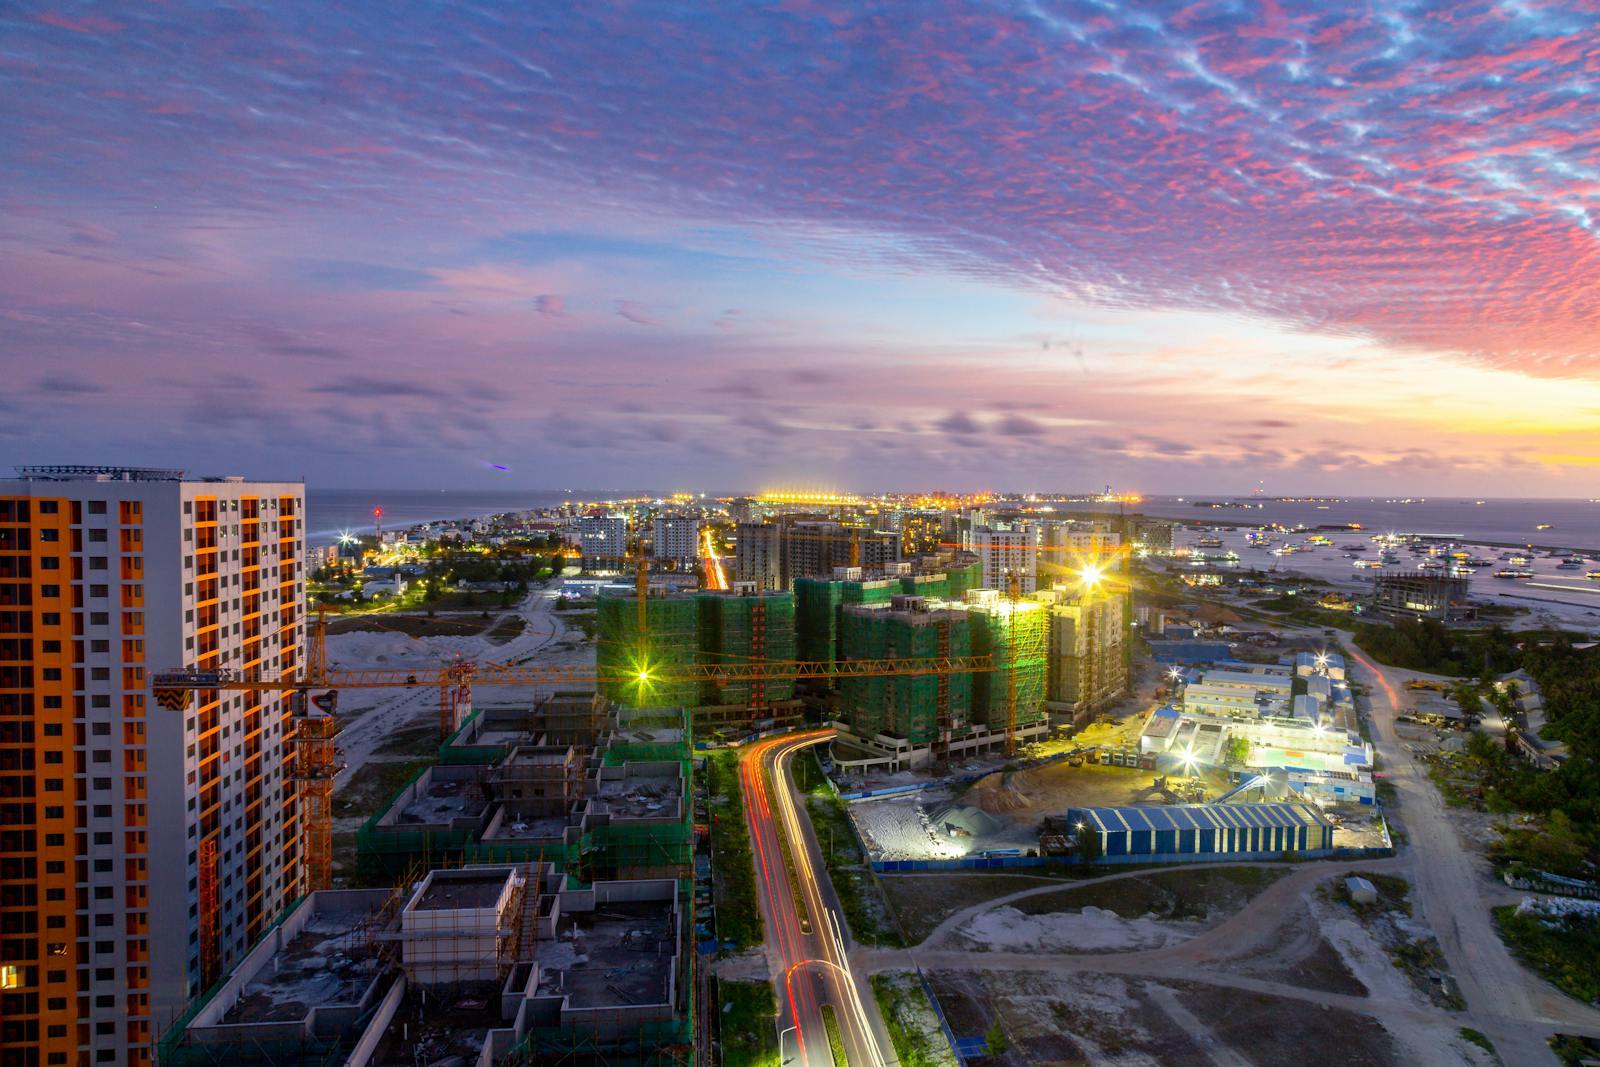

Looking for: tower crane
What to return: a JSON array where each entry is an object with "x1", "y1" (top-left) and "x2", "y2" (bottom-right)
[{"x1": 151, "y1": 610, "x2": 994, "y2": 893}]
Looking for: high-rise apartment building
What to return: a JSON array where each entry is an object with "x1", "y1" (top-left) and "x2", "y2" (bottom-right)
[
  {"x1": 1043, "y1": 589, "x2": 1128, "y2": 723},
  {"x1": 973, "y1": 524, "x2": 1038, "y2": 594},
  {"x1": 0, "y1": 466, "x2": 303, "y2": 1065},
  {"x1": 733, "y1": 522, "x2": 782, "y2": 590},
  {"x1": 651, "y1": 515, "x2": 703, "y2": 567},
  {"x1": 734, "y1": 520, "x2": 899, "y2": 591},
  {"x1": 576, "y1": 513, "x2": 629, "y2": 568}
]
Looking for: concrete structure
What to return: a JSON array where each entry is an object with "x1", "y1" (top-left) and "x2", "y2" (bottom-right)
[
  {"x1": 1371, "y1": 571, "x2": 1471, "y2": 620},
  {"x1": 650, "y1": 515, "x2": 702, "y2": 567},
  {"x1": 1346, "y1": 876, "x2": 1379, "y2": 904},
  {"x1": 577, "y1": 513, "x2": 629, "y2": 568},
  {"x1": 1066, "y1": 803, "x2": 1335, "y2": 862},
  {"x1": 160, "y1": 865, "x2": 689, "y2": 1067},
  {"x1": 0, "y1": 466, "x2": 304, "y2": 1064},
  {"x1": 1039, "y1": 587, "x2": 1127, "y2": 722},
  {"x1": 735, "y1": 518, "x2": 900, "y2": 591},
  {"x1": 973, "y1": 523, "x2": 1038, "y2": 593}
]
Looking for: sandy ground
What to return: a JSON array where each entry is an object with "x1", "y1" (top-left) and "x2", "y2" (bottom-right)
[{"x1": 327, "y1": 583, "x2": 594, "y2": 801}]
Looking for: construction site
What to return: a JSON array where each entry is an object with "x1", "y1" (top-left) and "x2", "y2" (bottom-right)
[
  {"x1": 356, "y1": 697, "x2": 693, "y2": 885},
  {"x1": 159, "y1": 861, "x2": 690, "y2": 1067},
  {"x1": 831, "y1": 589, "x2": 1050, "y2": 768},
  {"x1": 594, "y1": 582, "x2": 804, "y2": 733}
]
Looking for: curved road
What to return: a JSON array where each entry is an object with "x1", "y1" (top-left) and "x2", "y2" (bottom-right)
[{"x1": 742, "y1": 731, "x2": 894, "y2": 1067}]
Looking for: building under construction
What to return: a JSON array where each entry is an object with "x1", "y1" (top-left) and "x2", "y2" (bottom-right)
[
  {"x1": 356, "y1": 703, "x2": 692, "y2": 886},
  {"x1": 1037, "y1": 586, "x2": 1129, "y2": 726},
  {"x1": 158, "y1": 861, "x2": 692, "y2": 1066},
  {"x1": 794, "y1": 562, "x2": 982, "y2": 674},
  {"x1": 596, "y1": 583, "x2": 804, "y2": 729},
  {"x1": 831, "y1": 588, "x2": 1048, "y2": 770}
]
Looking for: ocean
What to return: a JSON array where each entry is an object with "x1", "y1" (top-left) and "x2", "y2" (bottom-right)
[
  {"x1": 1077, "y1": 497, "x2": 1600, "y2": 551},
  {"x1": 305, "y1": 489, "x2": 1600, "y2": 553}
]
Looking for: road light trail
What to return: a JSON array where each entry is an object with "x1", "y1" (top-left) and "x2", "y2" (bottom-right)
[{"x1": 740, "y1": 731, "x2": 892, "y2": 1067}]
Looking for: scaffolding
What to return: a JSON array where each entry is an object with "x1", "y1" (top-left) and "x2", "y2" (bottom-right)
[
  {"x1": 291, "y1": 712, "x2": 340, "y2": 891},
  {"x1": 838, "y1": 602, "x2": 974, "y2": 745},
  {"x1": 198, "y1": 832, "x2": 221, "y2": 987},
  {"x1": 967, "y1": 598, "x2": 1048, "y2": 737},
  {"x1": 696, "y1": 590, "x2": 796, "y2": 708},
  {"x1": 596, "y1": 588, "x2": 700, "y2": 707}
]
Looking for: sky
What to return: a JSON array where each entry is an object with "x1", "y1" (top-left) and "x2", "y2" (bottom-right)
[{"x1": 2, "y1": 2, "x2": 1599, "y2": 495}]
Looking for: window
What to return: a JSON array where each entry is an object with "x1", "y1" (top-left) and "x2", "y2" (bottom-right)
[
  {"x1": 40, "y1": 556, "x2": 59, "y2": 569},
  {"x1": 38, "y1": 500, "x2": 57, "y2": 514},
  {"x1": 90, "y1": 611, "x2": 107, "y2": 625},
  {"x1": 42, "y1": 612, "x2": 59, "y2": 625},
  {"x1": 88, "y1": 584, "x2": 106, "y2": 598},
  {"x1": 88, "y1": 529, "x2": 107, "y2": 543},
  {"x1": 41, "y1": 584, "x2": 59, "y2": 598},
  {"x1": 42, "y1": 667, "x2": 60, "y2": 681},
  {"x1": 44, "y1": 805, "x2": 62, "y2": 818},
  {"x1": 89, "y1": 557, "x2": 108, "y2": 571},
  {"x1": 39, "y1": 528, "x2": 59, "y2": 542},
  {"x1": 90, "y1": 640, "x2": 109, "y2": 654},
  {"x1": 88, "y1": 500, "x2": 106, "y2": 515},
  {"x1": 44, "y1": 751, "x2": 61, "y2": 764}
]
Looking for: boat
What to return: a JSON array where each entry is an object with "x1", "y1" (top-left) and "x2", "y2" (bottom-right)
[
  {"x1": 1353, "y1": 559, "x2": 1385, "y2": 569},
  {"x1": 1494, "y1": 569, "x2": 1534, "y2": 579},
  {"x1": 1466, "y1": 557, "x2": 1495, "y2": 567},
  {"x1": 1507, "y1": 555, "x2": 1529, "y2": 566},
  {"x1": 1536, "y1": 523, "x2": 1553, "y2": 530},
  {"x1": 1588, "y1": 571, "x2": 1600, "y2": 581},
  {"x1": 1195, "y1": 536, "x2": 1223, "y2": 548},
  {"x1": 1558, "y1": 560, "x2": 1581, "y2": 570}
]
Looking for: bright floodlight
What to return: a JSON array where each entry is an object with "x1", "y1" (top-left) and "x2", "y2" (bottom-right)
[
  {"x1": 1079, "y1": 562, "x2": 1105, "y2": 589},
  {"x1": 1315, "y1": 651, "x2": 1328, "y2": 666},
  {"x1": 637, "y1": 669, "x2": 651, "y2": 683}
]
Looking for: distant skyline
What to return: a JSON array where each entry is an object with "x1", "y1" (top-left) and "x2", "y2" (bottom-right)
[{"x1": 3, "y1": 3, "x2": 1599, "y2": 494}]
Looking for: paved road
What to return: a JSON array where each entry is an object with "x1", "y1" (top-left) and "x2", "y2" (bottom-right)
[{"x1": 743, "y1": 732, "x2": 894, "y2": 1067}]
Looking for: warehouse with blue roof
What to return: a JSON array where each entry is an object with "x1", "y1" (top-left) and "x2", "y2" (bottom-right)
[{"x1": 1066, "y1": 802, "x2": 1334, "y2": 863}]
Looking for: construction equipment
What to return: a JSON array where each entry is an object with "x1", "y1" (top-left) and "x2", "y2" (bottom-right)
[
  {"x1": 152, "y1": 609, "x2": 995, "y2": 892},
  {"x1": 1005, "y1": 570, "x2": 1020, "y2": 757}
]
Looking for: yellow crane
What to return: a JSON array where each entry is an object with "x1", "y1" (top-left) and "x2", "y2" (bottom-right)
[{"x1": 151, "y1": 609, "x2": 994, "y2": 893}]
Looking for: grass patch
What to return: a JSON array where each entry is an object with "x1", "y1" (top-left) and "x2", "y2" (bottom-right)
[
  {"x1": 371, "y1": 722, "x2": 441, "y2": 759},
  {"x1": 563, "y1": 610, "x2": 599, "y2": 640},
  {"x1": 881, "y1": 873, "x2": 1071, "y2": 944},
  {"x1": 872, "y1": 973, "x2": 958, "y2": 1067},
  {"x1": 1427, "y1": 762, "x2": 1474, "y2": 808},
  {"x1": 1012, "y1": 865, "x2": 1289, "y2": 923},
  {"x1": 806, "y1": 794, "x2": 905, "y2": 947},
  {"x1": 716, "y1": 979, "x2": 778, "y2": 1067},
  {"x1": 1495, "y1": 904, "x2": 1600, "y2": 1005},
  {"x1": 705, "y1": 750, "x2": 764, "y2": 950},
  {"x1": 821, "y1": 1005, "x2": 847, "y2": 1067},
  {"x1": 1458, "y1": 1028, "x2": 1494, "y2": 1055},
  {"x1": 332, "y1": 758, "x2": 433, "y2": 821},
  {"x1": 1551, "y1": 1034, "x2": 1600, "y2": 1066},
  {"x1": 487, "y1": 615, "x2": 526, "y2": 643}
]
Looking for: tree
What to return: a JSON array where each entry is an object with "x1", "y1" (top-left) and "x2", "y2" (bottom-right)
[
  {"x1": 985, "y1": 1019, "x2": 1009, "y2": 1057},
  {"x1": 1221, "y1": 736, "x2": 1251, "y2": 768}
]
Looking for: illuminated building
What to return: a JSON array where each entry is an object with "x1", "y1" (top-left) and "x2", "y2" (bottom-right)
[
  {"x1": 650, "y1": 515, "x2": 702, "y2": 567},
  {"x1": 0, "y1": 466, "x2": 303, "y2": 1064},
  {"x1": 577, "y1": 512, "x2": 629, "y2": 568},
  {"x1": 973, "y1": 523, "x2": 1038, "y2": 593},
  {"x1": 1036, "y1": 587, "x2": 1128, "y2": 724}
]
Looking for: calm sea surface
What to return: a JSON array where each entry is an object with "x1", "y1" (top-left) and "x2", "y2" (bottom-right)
[
  {"x1": 1079, "y1": 497, "x2": 1600, "y2": 550},
  {"x1": 306, "y1": 490, "x2": 1600, "y2": 552}
]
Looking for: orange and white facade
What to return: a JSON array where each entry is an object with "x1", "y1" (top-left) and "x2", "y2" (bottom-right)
[{"x1": 0, "y1": 466, "x2": 303, "y2": 1065}]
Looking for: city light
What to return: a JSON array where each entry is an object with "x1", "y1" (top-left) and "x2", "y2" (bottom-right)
[{"x1": 1079, "y1": 562, "x2": 1105, "y2": 590}]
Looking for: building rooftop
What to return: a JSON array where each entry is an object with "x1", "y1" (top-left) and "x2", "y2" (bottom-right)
[
  {"x1": 401, "y1": 775, "x2": 489, "y2": 825},
  {"x1": 1070, "y1": 802, "x2": 1331, "y2": 834},
  {"x1": 414, "y1": 870, "x2": 513, "y2": 911},
  {"x1": 219, "y1": 911, "x2": 381, "y2": 1025},
  {"x1": 539, "y1": 900, "x2": 675, "y2": 1009}
]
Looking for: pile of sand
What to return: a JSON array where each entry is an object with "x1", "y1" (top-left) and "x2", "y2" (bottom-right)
[{"x1": 963, "y1": 770, "x2": 1032, "y2": 815}]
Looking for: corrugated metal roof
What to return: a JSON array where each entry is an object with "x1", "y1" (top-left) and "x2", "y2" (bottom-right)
[{"x1": 1070, "y1": 803, "x2": 1330, "y2": 834}]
